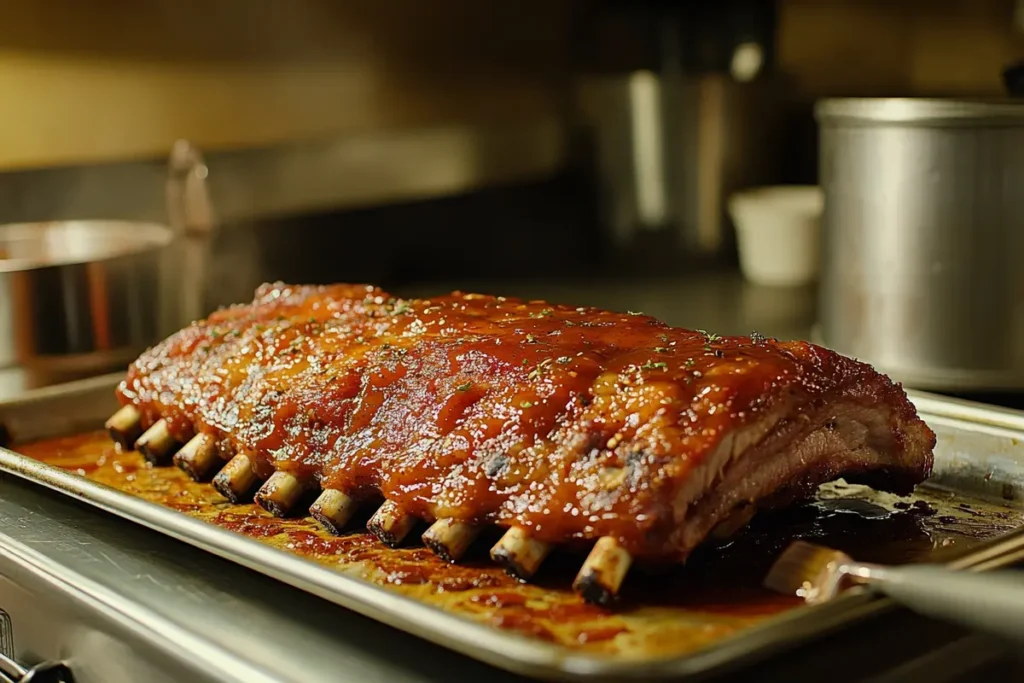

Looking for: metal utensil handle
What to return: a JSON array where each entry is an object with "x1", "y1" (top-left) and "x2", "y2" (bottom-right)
[
  {"x1": 0, "y1": 651, "x2": 73, "y2": 683},
  {"x1": 874, "y1": 565, "x2": 1024, "y2": 643}
]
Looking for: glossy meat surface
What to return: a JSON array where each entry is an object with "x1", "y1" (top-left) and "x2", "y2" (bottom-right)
[{"x1": 117, "y1": 283, "x2": 936, "y2": 559}]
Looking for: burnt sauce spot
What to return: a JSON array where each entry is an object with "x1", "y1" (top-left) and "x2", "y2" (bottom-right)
[{"x1": 484, "y1": 452, "x2": 509, "y2": 478}]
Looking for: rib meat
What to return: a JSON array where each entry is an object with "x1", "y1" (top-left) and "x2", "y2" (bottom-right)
[{"x1": 113, "y1": 282, "x2": 935, "y2": 600}]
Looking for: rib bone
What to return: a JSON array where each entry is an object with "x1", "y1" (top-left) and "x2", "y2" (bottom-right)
[
  {"x1": 422, "y1": 519, "x2": 481, "y2": 562},
  {"x1": 310, "y1": 489, "x2": 359, "y2": 534},
  {"x1": 490, "y1": 526, "x2": 552, "y2": 580},
  {"x1": 212, "y1": 453, "x2": 261, "y2": 503},
  {"x1": 105, "y1": 405, "x2": 143, "y2": 450},
  {"x1": 255, "y1": 471, "x2": 307, "y2": 517},
  {"x1": 134, "y1": 419, "x2": 178, "y2": 465},
  {"x1": 173, "y1": 433, "x2": 220, "y2": 481},
  {"x1": 367, "y1": 500, "x2": 417, "y2": 547},
  {"x1": 572, "y1": 536, "x2": 633, "y2": 606}
]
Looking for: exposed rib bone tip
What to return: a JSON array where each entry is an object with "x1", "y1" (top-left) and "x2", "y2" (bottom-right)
[
  {"x1": 173, "y1": 433, "x2": 220, "y2": 481},
  {"x1": 134, "y1": 419, "x2": 178, "y2": 464},
  {"x1": 572, "y1": 536, "x2": 633, "y2": 606},
  {"x1": 212, "y1": 453, "x2": 261, "y2": 504},
  {"x1": 105, "y1": 404, "x2": 143, "y2": 450},
  {"x1": 310, "y1": 489, "x2": 359, "y2": 534},
  {"x1": 367, "y1": 500, "x2": 417, "y2": 547},
  {"x1": 255, "y1": 471, "x2": 307, "y2": 517},
  {"x1": 422, "y1": 519, "x2": 481, "y2": 563},
  {"x1": 490, "y1": 526, "x2": 552, "y2": 580}
]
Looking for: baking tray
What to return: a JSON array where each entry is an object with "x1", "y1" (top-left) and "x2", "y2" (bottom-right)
[{"x1": 1, "y1": 373, "x2": 1023, "y2": 682}]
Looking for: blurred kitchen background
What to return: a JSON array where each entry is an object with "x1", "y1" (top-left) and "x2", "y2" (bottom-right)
[{"x1": 1, "y1": 0, "x2": 1023, "y2": 399}]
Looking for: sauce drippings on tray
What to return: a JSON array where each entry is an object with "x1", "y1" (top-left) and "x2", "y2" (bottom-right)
[{"x1": 13, "y1": 430, "x2": 1021, "y2": 659}]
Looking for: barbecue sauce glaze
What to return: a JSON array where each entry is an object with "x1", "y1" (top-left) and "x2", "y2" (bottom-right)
[{"x1": 116, "y1": 283, "x2": 933, "y2": 558}]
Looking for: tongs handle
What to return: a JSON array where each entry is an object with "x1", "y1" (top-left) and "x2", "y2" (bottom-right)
[
  {"x1": 0, "y1": 650, "x2": 73, "y2": 683},
  {"x1": 868, "y1": 564, "x2": 1024, "y2": 643}
]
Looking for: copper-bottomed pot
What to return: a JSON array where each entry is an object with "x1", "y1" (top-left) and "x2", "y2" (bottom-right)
[{"x1": 0, "y1": 141, "x2": 214, "y2": 375}]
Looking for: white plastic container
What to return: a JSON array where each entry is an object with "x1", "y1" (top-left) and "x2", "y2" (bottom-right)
[{"x1": 727, "y1": 185, "x2": 823, "y2": 287}]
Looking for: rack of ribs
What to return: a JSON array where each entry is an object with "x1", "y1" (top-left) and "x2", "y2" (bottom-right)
[{"x1": 106, "y1": 282, "x2": 935, "y2": 605}]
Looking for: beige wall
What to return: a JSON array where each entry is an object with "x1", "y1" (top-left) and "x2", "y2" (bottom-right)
[
  {"x1": 0, "y1": 0, "x2": 574, "y2": 170},
  {"x1": 779, "y1": 0, "x2": 1024, "y2": 98},
  {"x1": 0, "y1": 0, "x2": 1019, "y2": 170}
]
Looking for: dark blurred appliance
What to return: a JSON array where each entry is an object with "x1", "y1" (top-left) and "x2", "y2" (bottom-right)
[{"x1": 572, "y1": 0, "x2": 789, "y2": 273}]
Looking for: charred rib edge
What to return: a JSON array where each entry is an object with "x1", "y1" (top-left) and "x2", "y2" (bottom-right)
[
  {"x1": 490, "y1": 526, "x2": 552, "y2": 580},
  {"x1": 135, "y1": 419, "x2": 178, "y2": 465},
  {"x1": 174, "y1": 433, "x2": 220, "y2": 481},
  {"x1": 368, "y1": 500, "x2": 417, "y2": 546},
  {"x1": 106, "y1": 404, "x2": 143, "y2": 450},
  {"x1": 212, "y1": 453, "x2": 262, "y2": 503},
  {"x1": 573, "y1": 537, "x2": 633, "y2": 606},
  {"x1": 422, "y1": 519, "x2": 481, "y2": 563},
  {"x1": 255, "y1": 471, "x2": 307, "y2": 517},
  {"x1": 310, "y1": 489, "x2": 359, "y2": 534}
]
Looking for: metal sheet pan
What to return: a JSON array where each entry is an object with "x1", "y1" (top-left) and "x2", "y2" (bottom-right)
[{"x1": 0, "y1": 373, "x2": 1022, "y2": 681}]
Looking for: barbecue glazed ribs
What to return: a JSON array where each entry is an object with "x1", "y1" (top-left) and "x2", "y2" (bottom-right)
[{"x1": 109, "y1": 283, "x2": 935, "y2": 604}]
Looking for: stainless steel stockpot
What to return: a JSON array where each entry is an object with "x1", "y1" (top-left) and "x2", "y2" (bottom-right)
[{"x1": 816, "y1": 98, "x2": 1024, "y2": 392}]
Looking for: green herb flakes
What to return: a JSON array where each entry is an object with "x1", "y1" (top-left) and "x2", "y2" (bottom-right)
[{"x1": 698, "y1": 329, "x2": 722, "y2": 343}]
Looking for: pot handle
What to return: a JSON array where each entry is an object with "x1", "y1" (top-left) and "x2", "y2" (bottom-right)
[
  {"x1": 165, "y1": 140, "x2": 215, "y2": 238},
  {"x1": 164, "y1": 140, "x2": 216, "y2": 325}
]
